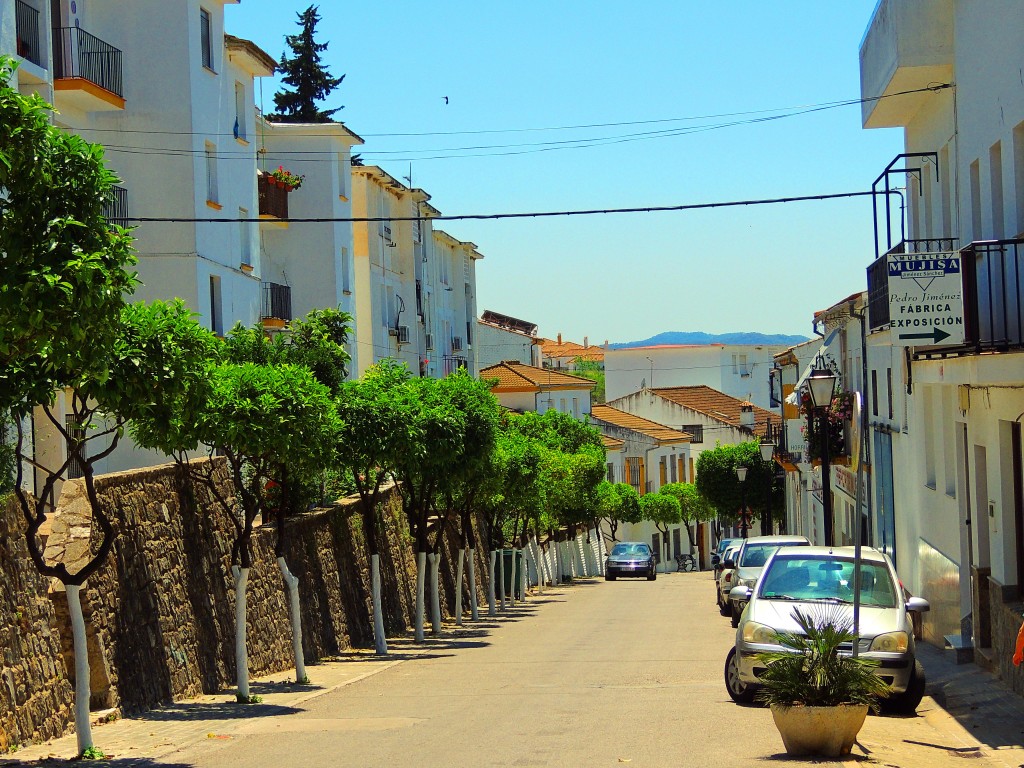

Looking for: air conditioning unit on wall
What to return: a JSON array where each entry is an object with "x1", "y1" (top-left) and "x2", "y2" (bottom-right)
[{"x1": 425, "y1": 333, "x2": 434, "y2": 350}]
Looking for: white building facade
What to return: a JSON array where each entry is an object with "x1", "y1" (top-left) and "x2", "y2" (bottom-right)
[
  {"x1": 605, "y1": 344, "x2": 789, "y2": 409},
  {"x1": 859, "y1": 0, "x2": 1024, "y2": 672}
]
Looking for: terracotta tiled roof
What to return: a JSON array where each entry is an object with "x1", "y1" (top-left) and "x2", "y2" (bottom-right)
[
  {"x1": 590, "y1": 404, "x2": 690, "y2": 445},
  {"x1": 601, "y1": 435, "x2": 625, "y2": 451},
  {"x1": 538, "y1": 338, "x2": 605, "y2": 362},
  {"x1": 480, "y1": 361, "x2": 597, "y2": 390},
  {"x1": 649, "y1": 385, "x2": 779, "y2": 438}
]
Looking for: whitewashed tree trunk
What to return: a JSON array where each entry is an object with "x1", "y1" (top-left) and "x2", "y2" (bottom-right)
[
  {"x1": 553, "y1": 543, "x2": 561, "y2": 584},
  {"x1": 370, "y1": 554, "x2": 387, "y2": 655},
  {"x1": 276, "y1": 557, "x2": 306, "y2": 683},
  {"x1": 519, "y1": 548, "x2": 528, "y2": 600},
  {"x1": 468, "y1": 548, "x2": 479, "y2": 621},
  {"x1": 486, "y1": 550, "x2": 497, "y2": 617},
  {"x1": 542, "y1": 543, "x2": 552, "y2": 588},
  {"x1": 530, "y1": 539, "x2": 543, "y2": 594},
  {"x1": 498, "y1": 549, "x2": 507, "y2": 610},
  {"x1": 429, "y1": 552, "x2": 442, "y2": 634},
  {"x1": 454, "y1": 548, "x2": 465, "y2": 626},
  {"x1": 415, "y1": 551, "x2": 426, "y2": 642},
  {"x1": 65, "y1": 584, "x2": 94, "y2": 754},
  {"x1": 232, "y1": 566, "x2": 250, "y2": 699},
  {"x1": 509, "y1": 549, "x2": 517, "y2": 607},
  {"x1": 578, "y1": 536, "x2": 589, "y2": 577}
]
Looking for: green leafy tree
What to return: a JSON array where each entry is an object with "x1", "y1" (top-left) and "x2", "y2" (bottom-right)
[
  {"x1": 0, "y1": 57, "x2": 140, "y2": 756},
  {"x1": 641, "y1": 491, "x2": 681, "y2": 565},
  {"x1": 614, "y1": 482, "x2": 643, "y2": 530},
  {"x1": 334, "y1": 360, "x2": 414, "y2": 653},
  {"x1": 695, "y1": 441, "x2": 781, "y2": 539},
  {"x1": 660, "y1": 482, "x2": 714, "y2": 551},
  {"x1": 223, "y1": 308, "x2": 352, "y2": 516},
  {"x1": 390, "y1": 374, "x2": 465, "y2": 640},
  {"x1": 436, "y1": 372, "x2": 501, "y2": 621},
  {"x1": 272, "y1": 5, "x2": 344, "y2": 123},
  {"x1": 572, "y1": 358, "x2": 605, "y2": 403},
  {"x1": 595, "y1": 481, "x2": 620, "y2": 540},
  {"x1": 0, "y1": 58, "x2": 136, "y2": 413},
  {"x1": 11, "y1": 301, "x2": 213, "y2": 754},
  {"x1": 195, "y1": 362, "x2": 338, "y2": 699}
]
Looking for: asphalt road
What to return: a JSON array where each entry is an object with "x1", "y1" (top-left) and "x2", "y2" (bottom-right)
[
  {"x1": 166, "y1": 572, "x2": 795, "y2": 767},
  {"x1": 158, "y1": 571, "x2": 1000, "y2": 768}
]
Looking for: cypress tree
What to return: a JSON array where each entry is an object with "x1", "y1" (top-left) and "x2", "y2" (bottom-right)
[{"x1": 272, "y1": 5, "x2": 343, "y2": 123}]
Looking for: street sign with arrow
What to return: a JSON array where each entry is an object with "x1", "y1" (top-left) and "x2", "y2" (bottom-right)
[{"x1": 886, "y1": 251, "x2": 965, "y2": 347}]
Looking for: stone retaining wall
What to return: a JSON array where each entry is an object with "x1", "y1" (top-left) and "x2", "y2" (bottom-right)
[
  {"x1": 0, "y1": 496, "x2": 74, "y2": 750},
  {"x1": 0, "y1": 459, "x2": 490, "y2": 747}
]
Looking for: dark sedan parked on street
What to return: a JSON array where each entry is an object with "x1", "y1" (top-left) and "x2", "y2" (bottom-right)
[{"x1": 605, "y1": 542, "x2": 657, "y2": 581}]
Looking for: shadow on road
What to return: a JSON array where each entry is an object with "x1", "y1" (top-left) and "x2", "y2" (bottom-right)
[{"x1": 132, "y1": 699, "x2": 307, "y2": 723}]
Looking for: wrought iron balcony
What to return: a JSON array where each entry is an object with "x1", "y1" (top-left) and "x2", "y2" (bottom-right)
[
  {"x1": 52, "y1": 27, "x2": 123, "y2": 101},
  {"x1": 102, "y1": 185, "x2": 128, "y2": 227},
  {"x1": 442, "y1": 355, "x2": 467, "y2": 376},
  {"x1": 261, "y1": 282, "x2": 292, "y2": 323},
  {"x1": 867, "y1": 238, "x2": 958, "y2": 330},
  {"x1": 258, "y1": 173, "x2": 289, "y2": 220},
  {"x1": 962, "y1": 238, "x2": 1024, "y2": 352},
  {"x1": 15, "y1": 0, "x2": 42, "y2": 67}
]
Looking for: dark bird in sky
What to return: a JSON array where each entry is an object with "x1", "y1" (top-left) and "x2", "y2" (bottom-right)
[{"x1": 443, "y1": 96, "x2": 449, "y2": 104}]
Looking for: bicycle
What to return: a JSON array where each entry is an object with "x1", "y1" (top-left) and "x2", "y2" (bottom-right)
[{"x1": 676, "y1": 554, "x2": 698, "y2": 572}]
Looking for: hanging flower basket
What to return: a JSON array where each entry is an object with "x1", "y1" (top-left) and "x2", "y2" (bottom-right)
[
  {"x1": 270, "y1": 165, "x2": 304, "y2": 191},
  {"x1": 799, "y1": 389, "x2": 850, "y2": 461}
]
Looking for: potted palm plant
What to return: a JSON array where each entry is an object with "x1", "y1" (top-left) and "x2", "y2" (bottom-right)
[{"x1": 756, "y1": 607, "x2": 890, "y2": 758}]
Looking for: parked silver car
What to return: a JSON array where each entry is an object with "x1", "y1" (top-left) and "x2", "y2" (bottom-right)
[
  {"x1": 716, "y1": 544, "x2": 743, "y2": 615},
  {"x1": 724, "y1": 546, "x2": 930, "y2": 713},
  {"x1": 726, "y1": 535, "x2": 810, "y2": 627}
]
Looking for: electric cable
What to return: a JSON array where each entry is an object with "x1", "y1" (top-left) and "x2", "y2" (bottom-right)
[{"x1": 124, "y1": 188, "x2": 896, "y2": 224}]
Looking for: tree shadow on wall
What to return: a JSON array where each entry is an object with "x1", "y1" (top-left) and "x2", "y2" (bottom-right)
[
  {"x1": 294, "y1": 521, "x2": 343, "y2": 660},
  {"x1": 178, "y1": 468, "x2": 232, "y2": 695},
  {"x1": 328, "y1": 505, "x2": 374, "y2": 649}
]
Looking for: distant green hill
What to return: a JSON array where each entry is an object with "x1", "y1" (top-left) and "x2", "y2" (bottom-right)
[{"x1": 611, "y1": 331, "x2": 809, "y2": 348}]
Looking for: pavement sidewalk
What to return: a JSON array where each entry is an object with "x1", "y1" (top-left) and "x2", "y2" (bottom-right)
[
  {"x1": 851, "y1": 642, "x2": 1024, "y2": 767},
  {"x1": 1, "y1": 632, "x2": 455, "y2": 765}
]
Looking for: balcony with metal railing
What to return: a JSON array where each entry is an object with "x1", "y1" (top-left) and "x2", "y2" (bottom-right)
[
  {"x1": 52, "y1": 26, "x2": 124, "y2": 111},
  {"x1": 15, "y1": 1, "x2": 43, "y2": 68},
  {"x1": 258, "y1": 173, "x2": 289, "y2": 223},
  {"x1": 962, "y1": 238, "x2": 1024, "y2": 352},
  {"x1": 261, "y1": 282, "x2": 292, "y2": 330},
  {"x1": 442, "y1": 355, "x2": 467, "y2": 376},
  {"x1": 102, "y1": 185, "x2": 129, "y2": 227},
  {"x1": 867, "y1": 238, "x2": 959, "y2": 330}
]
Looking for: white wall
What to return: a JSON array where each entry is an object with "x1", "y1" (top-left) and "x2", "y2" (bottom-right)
[
  {"x1": 607, "y1": 390, "x2": 751, "y2": 473},
  {"x1": 475, "y1": 322, "x2": 535, "y2": 369},
  {"x1": 605, "y1": 345, "x2": 786, "y2": 407}
]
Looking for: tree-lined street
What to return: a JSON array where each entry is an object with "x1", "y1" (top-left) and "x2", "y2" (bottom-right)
[{"x1": 15, "y1": 572, "x2": 1012, "y2": 767}]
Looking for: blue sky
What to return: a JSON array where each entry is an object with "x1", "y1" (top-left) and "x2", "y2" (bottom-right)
[{"x1": 227, "y1": 1, "x2": 904, "y2": 343}]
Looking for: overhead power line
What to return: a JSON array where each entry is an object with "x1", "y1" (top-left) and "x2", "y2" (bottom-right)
[
  {"x1": 79, "y1": 83, "x2": 952, "y2": 142},
  {"x1": 126, "y1": 189, "x2": 894, "y2": 224}
]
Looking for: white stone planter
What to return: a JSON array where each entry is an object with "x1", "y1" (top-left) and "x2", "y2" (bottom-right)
[{"x1": 770, "y1": 703, "x2": 868, "y2": 757}]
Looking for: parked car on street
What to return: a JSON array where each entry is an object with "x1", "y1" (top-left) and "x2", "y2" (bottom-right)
[
  {"x1": 712, "y1": 536, "x2": 745, "y2": 598},
  {"x1": 605, "y1": 542, "x2": 656, "y2": 581},
  {"x1": 716, "y1": 544, "x2": 743, "y2": 614},
  {"x1": 727, "y1": 535, "x2": 810, "y2": 627},
  {"x1": 724, "y1": 545, "x2": 930, "y2": 713}
]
